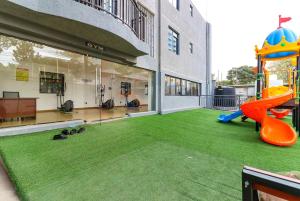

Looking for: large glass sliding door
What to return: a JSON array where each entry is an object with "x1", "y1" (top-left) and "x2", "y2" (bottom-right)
[
  {"x1": 100, "y1": 60, "x2": 155, "y2": 120},
  {"x1": 0, "y1": 34, "x2": 155, "y2": 128},
  {"x1": 0, "y1": 35, "x2": 102, "y2": 127},
  {"x1": 79, "y1": 56, "x2": 102, "y2": 122}
]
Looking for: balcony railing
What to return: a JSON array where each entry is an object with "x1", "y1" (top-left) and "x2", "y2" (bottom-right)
[{"x1": 74, "y1": 0, "x2": 147, "y2": 42}]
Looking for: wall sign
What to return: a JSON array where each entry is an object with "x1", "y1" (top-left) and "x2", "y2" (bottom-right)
[
  {"x1": 16, "y1": 68, "x2": 29, "y2": 81},
  {"x1": 86, "y1": 41, "x2": 104, "y2": 52}
]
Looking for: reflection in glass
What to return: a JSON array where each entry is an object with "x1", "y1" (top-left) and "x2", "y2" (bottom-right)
[
  {"x1": 164, "y1": 75, "x2": 200, "y2": 97},
  {"x1": 175, "y1": 78, "x2": 181, "y2": 95},
  {"x1": 0, "y1": 34, "x2": 155, "y2": 128},
  {"x1": 181, "y1": 80, "x2": 186, "y2": 96},
  {"x1": 186, "y1": 81, "x2": 191, "y2": 96},
  {"x1": 101, "y1": 60, "x2": 155, "y2": 118},
  {"x1": 165, "y1": 76, "x2": 171, "y2": 95},
  {"x1": 170, "y1": 77, "x2": 175, "y2": 95},
  {"x1": 191, "y1": 82, "x2": 199, "y2": 96}
]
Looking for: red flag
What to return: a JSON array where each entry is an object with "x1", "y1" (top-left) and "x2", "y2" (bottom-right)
[{"x1": 278, "y1": 15, "x2": 292, "y2": 29}]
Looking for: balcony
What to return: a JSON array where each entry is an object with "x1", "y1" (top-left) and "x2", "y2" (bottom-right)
[
  {"x1": 74, "y1": 0, "x2": 147, "y2": 42},
  {"x1": 0, "y1": 0, "x2": 152, "y2": 61}
]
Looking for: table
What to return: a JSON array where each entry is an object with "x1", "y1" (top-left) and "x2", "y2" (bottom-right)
[{"x1": 0, "y1": 98, "x2": 37, "y2": 120}]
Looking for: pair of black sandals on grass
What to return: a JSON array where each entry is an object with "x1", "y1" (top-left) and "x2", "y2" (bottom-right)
[{"x1": 53, "y1": 127, "x2": 86, "y2": 140}]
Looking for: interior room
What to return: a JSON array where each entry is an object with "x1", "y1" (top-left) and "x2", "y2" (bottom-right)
[{"x1": 0, "y1": 35, "x2": 155, "y2": 128}]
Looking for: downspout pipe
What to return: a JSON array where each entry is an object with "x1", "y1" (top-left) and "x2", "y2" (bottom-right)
[
  {"x1": 205, "y1": 22, "x2": 212, "y2": 107},
  {"x1": 158, "y1": 0, "x2": 162, "y2": 114}
]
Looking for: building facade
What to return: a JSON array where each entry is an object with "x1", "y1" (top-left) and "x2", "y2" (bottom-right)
[
  {"x1": 230, "y1": 85, "x2": 255, "y2": 97},
  {"x1": 0, "y1": 0, "x2": 211, "y2": 130}
]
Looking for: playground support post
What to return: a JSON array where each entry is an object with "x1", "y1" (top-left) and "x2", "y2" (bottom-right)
[
  {"x1": 256, "y1": 55, "x2": 262, "y2": 132},
  {"x1": 292, "y1": 108, "x2": 295, "y2": 127},
  {"x1": 296, "y1": 108, "x2": 299, "y2": 132}
]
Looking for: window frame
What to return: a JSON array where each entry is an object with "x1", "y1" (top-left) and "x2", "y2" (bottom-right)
[
  {"x1": 186, "y1": 81, "x2": 191, "y2": 96},
  {"x1": 181, "y1": 79, "x2": 186, "y2": 96},
  {"x1": 189, "y1": 42, "x2": 193, "y2": 54},
  {"x1": 190, "y1": 4, "x2": 193, "y2": 16},
  {"x1": 168, "y1": 27, "x2": 180, "y2": 55},
  {"x1": 175, "y1": 78, "x2": 181, "y2": 95},
  {"x1": 165, "y1": 76, "x2": 171, "y2": 96},
  {"x1": 168, "y1": 0, "x2": 179, "y2": 10},
  {"x1": 165, "y1": 75, "x2": 200, "y2": 97},
  {"x1": 191, "y1": 82, "x2": 198, "y2": 96},
  {"x1": 199, "y1": 83, "x2": 202, "y2": 96},
  {"x1": 170, "y1": 76, "x2": 176, "y2": 96}
]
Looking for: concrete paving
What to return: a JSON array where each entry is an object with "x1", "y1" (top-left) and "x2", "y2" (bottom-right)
[{"x1": 0, "y1": 160, "x2": 19, "y2": 201}]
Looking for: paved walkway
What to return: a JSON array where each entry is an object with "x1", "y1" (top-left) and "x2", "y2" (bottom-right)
[{"x1": 0, "y1": 160, "x2": 19, "y2": 201}]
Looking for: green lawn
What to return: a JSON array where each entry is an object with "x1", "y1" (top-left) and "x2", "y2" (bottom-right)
[{"x1": 0, "y1": 109, "x2": 299, "y2": 201}]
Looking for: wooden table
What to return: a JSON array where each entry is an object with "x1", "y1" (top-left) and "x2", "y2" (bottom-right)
[{"x1": 0, "y1": 98, "x2": 37, "y2": 120}]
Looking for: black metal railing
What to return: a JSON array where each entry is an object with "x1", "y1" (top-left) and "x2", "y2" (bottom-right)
[
  {"x1": 137, "y1": 3, "x2": 154, "y2": 57},
  {"x1": 199, "y1": 95, "x2": 253, "y2": 111},
  {"x1": 74, "y1": 0, "x2": 148, "y2": 42}
]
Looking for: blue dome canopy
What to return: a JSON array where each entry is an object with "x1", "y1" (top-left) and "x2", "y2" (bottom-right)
[
  {"x1": 264, "y1": 28, "x2": 298, "y2": 59},
  {"x1": 265, "y1": 28, "x2": 297, "y2": 45}
]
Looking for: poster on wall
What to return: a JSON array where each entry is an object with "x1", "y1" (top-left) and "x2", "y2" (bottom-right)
[
  {"x1": 16, "y1": 68, "x2": 29, "y2": 81},
  {"x1": 121, "y1": 82, "x2": 131, "y2": 95}
]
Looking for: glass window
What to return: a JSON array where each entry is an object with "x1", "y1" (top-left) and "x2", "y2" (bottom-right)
[
  {"x1": 101, "y1": 60, "x2": 156, "y2": 114},
  {"x1": 168, "y1": 0, "x2": 179, "y2": 10},
  {"x1": 191, "y1": 82, "x2": 198, "y2": 96},
  {"x1": 165, "y1": 76, "x2": 171, "y2": 95},
  {"x1": 199, "y1": 83, "x2": 202, "y2": 96},
  {"x1": 0, "y1": 34, "x2": 156, "y2": 128},
  {"x1": 164, "y1": 75, "x2": 200, "y2": 97},
  {"x1": 186, "y1": 81, "x2": 191, "y2": 96},
  {"x1": 189, "y1": 42, "x2": 193, "y2": 54},
  {"x1": 168, "y1": 28, "x2": 179, "y2": 55},
  {"x1": 181, "y1": 80, "x2": 186, "y2": 96},
  {"x1": 175, "y1": 78, "x2": 181, "y2": 95},
  {"x1": 191, "y1": 82, "x2": 195, "y2": 96},
  {"x1": 190, "y1": 5, "x2": 193, "y2": 16},
  {"x1": 170, "y1": 77, "x2": 176, "y2": 95}
]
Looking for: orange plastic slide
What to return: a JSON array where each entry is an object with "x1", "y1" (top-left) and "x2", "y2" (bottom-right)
[
  {"x1": 240, "y1": 90, "x2": 297, "y2": 146},
  {"x1": 263, "y1": 86, "x2": 290, "y2": 119},
  {"x1": 270, "y1": 109, "x2": 290, "y2": 119}
]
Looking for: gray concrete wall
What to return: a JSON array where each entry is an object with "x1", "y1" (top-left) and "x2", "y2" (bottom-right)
[
  {"x1": 160, "y1": 0, "x2": 207, "y2": 83},
  {"x1": 159, "y1": 0, "x2": 208, "y2": 113},
  {"x1": 163, "y1": 96, "x2": 200, "y2": 111}
]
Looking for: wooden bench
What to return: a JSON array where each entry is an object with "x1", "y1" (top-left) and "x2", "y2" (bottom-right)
[{"x1": 242, "y1": 166, "x2": 300, "y2": 201}]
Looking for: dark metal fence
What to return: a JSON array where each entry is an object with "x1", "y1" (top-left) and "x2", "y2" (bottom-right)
[
  {"x1": 74, "y1": 0, "x2": 149, "y2": 42},
  {"x1": 199, "y1": 95, "x2": 253, "y2": 111}
]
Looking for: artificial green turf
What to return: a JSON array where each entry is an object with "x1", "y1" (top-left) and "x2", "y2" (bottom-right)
[{"x1": 0, "y1": 109, "x2": 299, "y2": 201}]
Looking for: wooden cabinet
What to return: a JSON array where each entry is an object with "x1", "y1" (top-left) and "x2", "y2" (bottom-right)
[{"x1": 0, "y1": 98, "x2": 37, "y2": 120}]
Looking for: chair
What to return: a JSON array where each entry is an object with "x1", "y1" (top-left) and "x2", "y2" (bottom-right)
[{"x1": 3, "y1": 91, "x2": 19, "y2": 98}]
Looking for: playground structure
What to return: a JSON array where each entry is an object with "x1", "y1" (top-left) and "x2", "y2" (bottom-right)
[{"x1": 218, "y1": 17, "x2": 300, "y2": 147}]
